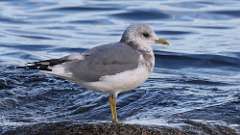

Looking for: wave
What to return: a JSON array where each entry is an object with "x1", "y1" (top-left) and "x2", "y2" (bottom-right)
[
  {"x1": 43, "y1": 6, "x2": 120, "y2": 12},
  {"x1": 1, "y1": 44, "x2": 239, "y2": 71},
  {"x1": 154, "y1": 51, "x2": 240, "y2": 69},
  {"x1": 111, "y1": 9, "x2": 170, "y2": 20}
]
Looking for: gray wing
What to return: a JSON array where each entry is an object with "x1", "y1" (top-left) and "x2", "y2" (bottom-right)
[{"x1": 51, "y1": 42, "x2": 140, "y2": 82}]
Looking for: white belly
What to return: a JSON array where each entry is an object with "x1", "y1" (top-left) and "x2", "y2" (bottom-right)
[{"x1": 80, "y1": 65, "x2": 150, "y2": 94}]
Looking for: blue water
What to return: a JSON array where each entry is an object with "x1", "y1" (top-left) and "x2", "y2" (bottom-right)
[{"x1": 0, "y1": 0, "x2": 240, "y2": 133}]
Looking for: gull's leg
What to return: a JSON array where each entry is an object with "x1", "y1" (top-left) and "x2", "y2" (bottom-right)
[{"x1": 109, "y1": 93, "x2": 118, "y2": 123}]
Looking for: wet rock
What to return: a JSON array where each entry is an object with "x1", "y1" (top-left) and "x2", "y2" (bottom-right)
[
  {"x1": 2, "y1": 121, "x2": 239, "y2": 135},
  {"x1": 2, "y1": 122, "x2": 184, "y2": 135},
  {"x1": 182, "y1": 120, "x2": 239, "y2": 135}
]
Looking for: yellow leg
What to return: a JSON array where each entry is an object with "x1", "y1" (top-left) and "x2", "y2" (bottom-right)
[{"x1": 109, "y1": 94, "x2": 118, "y2": 123}]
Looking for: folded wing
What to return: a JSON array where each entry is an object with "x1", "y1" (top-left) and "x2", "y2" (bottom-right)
[{"x1": 26, "y1": 43, "x2": 140, "y2": 82}]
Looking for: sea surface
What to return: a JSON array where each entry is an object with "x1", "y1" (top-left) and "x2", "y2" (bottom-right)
[{"x1": 0, "y1": 0, "x2": 240, "y2": 133}]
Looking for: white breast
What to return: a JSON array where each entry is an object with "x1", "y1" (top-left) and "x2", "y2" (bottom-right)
[{"x1": 80, "y1": 63, "x2": 150, "y2": 94}]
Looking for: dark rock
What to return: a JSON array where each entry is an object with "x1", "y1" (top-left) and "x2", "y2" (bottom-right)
[
  {"x1": 2, "y1": 122, "x2": 185, "y2": 135},
  {"x1": 2, "y1": 121, "x2": 239, "y2": 135},
  {"x1": 182, "y1": 120, "x2": 239, "y2": 135}
]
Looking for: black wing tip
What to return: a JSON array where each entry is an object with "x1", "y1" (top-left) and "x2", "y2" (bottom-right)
[
  {"x1": 17, "y1": 58, "x2": 70, "y2": 71},
  {"x1": 17, "y1": 62, "x2": 52, "y2": 71}
]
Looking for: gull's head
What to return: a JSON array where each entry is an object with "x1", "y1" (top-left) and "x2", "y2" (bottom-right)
[{"x1": 120, "y1": 24, "x2": 169, "y2": 48}]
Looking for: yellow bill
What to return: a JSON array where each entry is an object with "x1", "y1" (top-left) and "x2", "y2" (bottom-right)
[{"x1": 155, "y1": 38, "x2": 170, "y2": 45}]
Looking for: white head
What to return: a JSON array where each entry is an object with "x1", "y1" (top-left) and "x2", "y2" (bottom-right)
[{"x1": 120, "y1": 24, "x2": 169, "y2": 50}]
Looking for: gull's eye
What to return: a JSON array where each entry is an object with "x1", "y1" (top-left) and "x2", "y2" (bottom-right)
[{"x1": 142, "y1": 32, "x2": 150, "y2": 38}]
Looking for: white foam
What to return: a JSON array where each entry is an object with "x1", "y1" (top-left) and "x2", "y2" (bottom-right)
[{"x1": 0, "y1": 115, "x2": 29, "y2": 126}]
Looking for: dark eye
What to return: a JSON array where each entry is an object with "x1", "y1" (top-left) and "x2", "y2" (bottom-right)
[{"x1": 142, "y1": 32, "x2": 150, "y2": 38}]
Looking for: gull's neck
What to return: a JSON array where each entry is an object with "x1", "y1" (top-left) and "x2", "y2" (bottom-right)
[
  {"x1": 122, "y1": 41, "x2": 155, "y2": 72},
  {"x1": 122, "y1": 40, "x2": 152, "y2": 53}
]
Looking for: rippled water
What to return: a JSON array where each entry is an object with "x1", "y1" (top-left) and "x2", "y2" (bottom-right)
[{"x1": 0, "y1": 0, "x2": 240, "y2": 133}]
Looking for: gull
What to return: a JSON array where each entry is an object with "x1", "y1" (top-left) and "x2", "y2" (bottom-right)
[{"x1": 25, "y1": 24, "x2": 169, "y2": 123}]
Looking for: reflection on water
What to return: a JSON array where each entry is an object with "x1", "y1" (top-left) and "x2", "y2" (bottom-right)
[{"x1": 0, "y1": 0, "x2": 240, "y2": 133}]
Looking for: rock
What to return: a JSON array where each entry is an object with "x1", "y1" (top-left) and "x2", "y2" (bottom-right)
[
  {"x1": 2, "y1": 121, "x2": 239, "y2": 135},
  {"x1": 2, "y1": 122, "x2": 185, "y2": 135}
]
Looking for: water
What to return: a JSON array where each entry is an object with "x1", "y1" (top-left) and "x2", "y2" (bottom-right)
[{"x1": 0, "y1": 0, "x2": 240, "y2": 133}]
